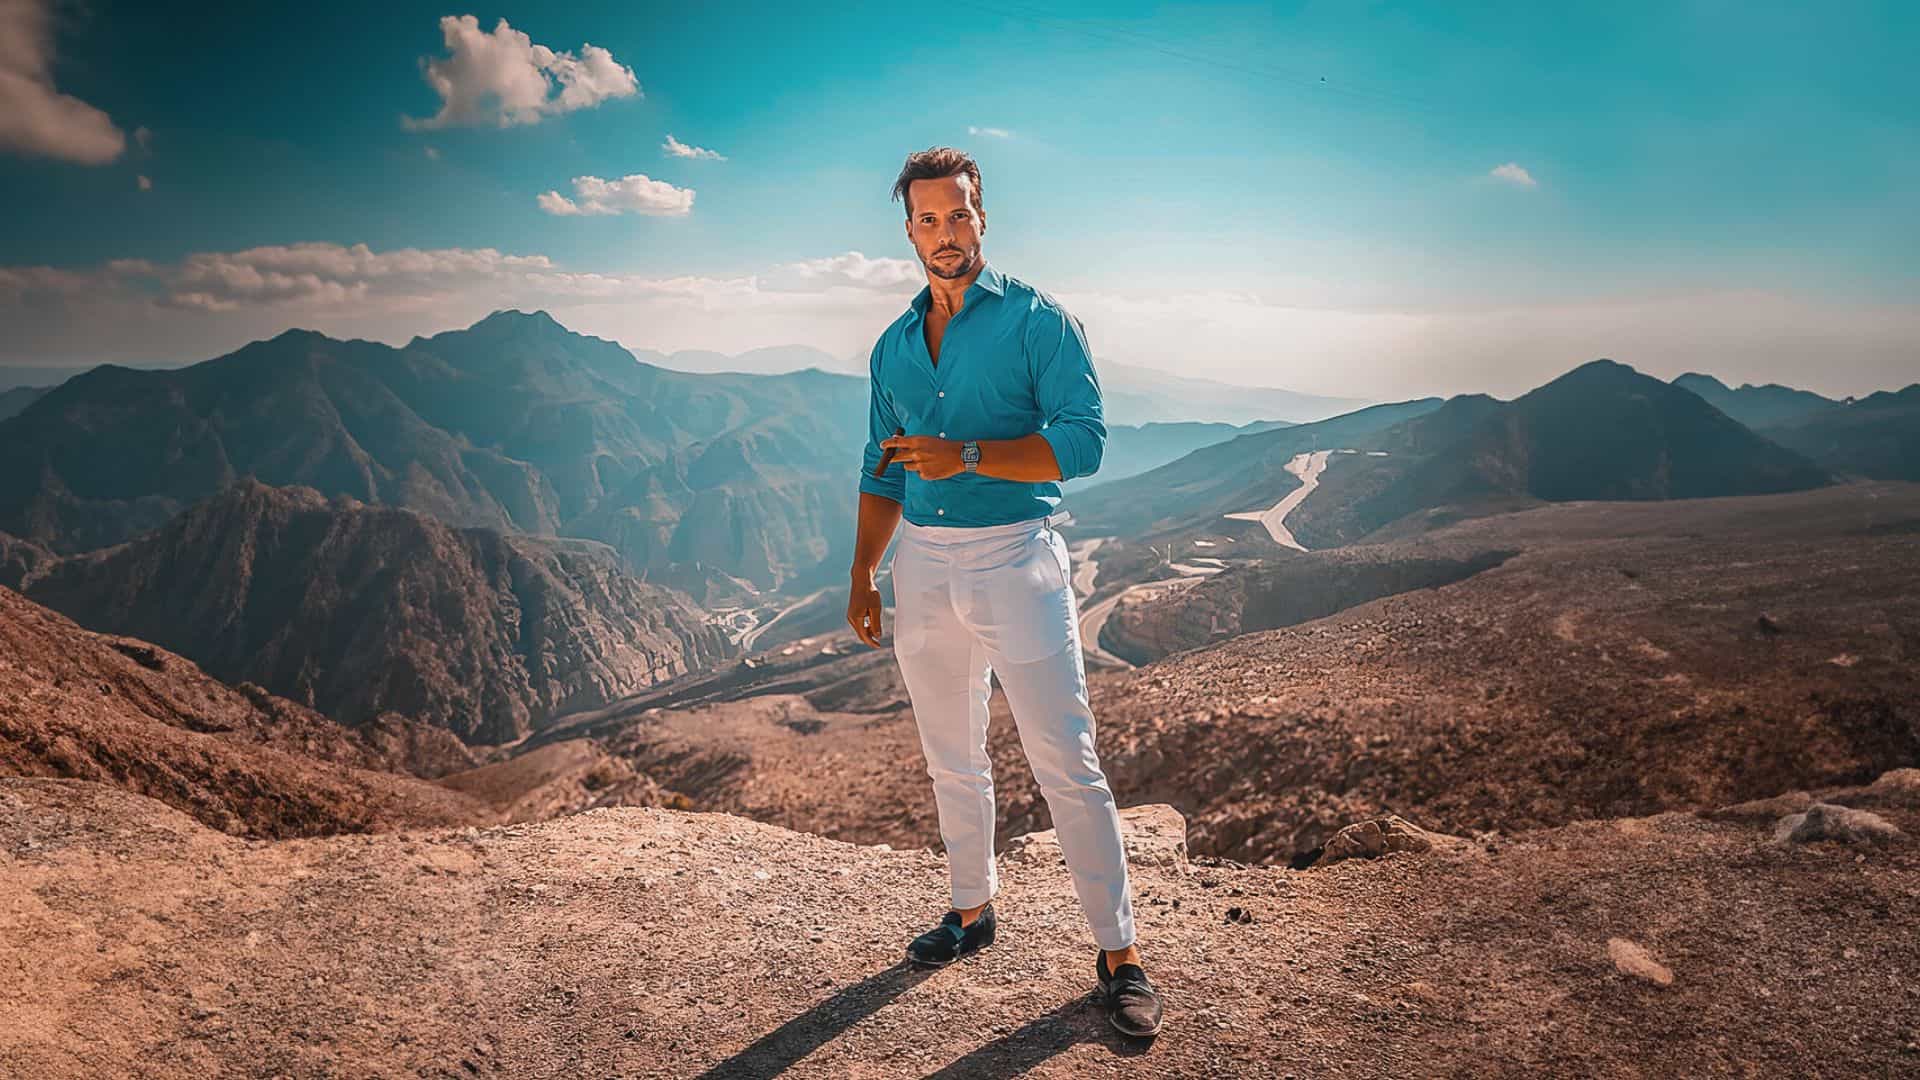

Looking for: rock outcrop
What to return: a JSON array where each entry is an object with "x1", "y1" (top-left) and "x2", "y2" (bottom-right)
[
  {"x1": 1316, "y1": 815, "x2": 1468, "y2": 866},
  {"x1": 1775, "y1": 802, "x2": 1907, "y2": 846}
]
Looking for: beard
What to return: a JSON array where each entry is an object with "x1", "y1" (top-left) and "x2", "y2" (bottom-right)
[{"x1": 926, "y1": 247, "x2": 974, "y2": 279}]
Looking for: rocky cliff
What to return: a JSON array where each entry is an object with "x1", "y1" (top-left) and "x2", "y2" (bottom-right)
[{"x1": 18, "y1": 481, "x2": 736, "y2": 745}]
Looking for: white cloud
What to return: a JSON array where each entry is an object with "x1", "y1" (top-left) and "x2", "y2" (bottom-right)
[
  {"x1": 6, "y1": 244, "x2": 1915, "y2": 403},
  {"x1": 537, "y1": 174, "x2": 694, "y2": 217},
  {"x1": 403, "y1": 15, "x2": 639, "y2": 130},
  {"x1": 0, "y1": 0, "x2": 125, "y2": 164},
  {"x1": 1489, "y1": 162, "x2": 1537, "y2": 187},
  {"x1": 758, "y1": 251, "x2": 922, "y2": 293},
  {"x1": 663, "y1": 133, "x2": 725, "y2": 160},
  {"x1": 136, "y1": 174, "x2": 151, "y2": 191},
  {"x1": 968, "y1": 125, "x2": 1013, "y2": 139}
]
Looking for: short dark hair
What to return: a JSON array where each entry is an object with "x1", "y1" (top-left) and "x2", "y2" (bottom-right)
[{"x1": 891, "y1": 147, "x2": 984, "y2": 219}]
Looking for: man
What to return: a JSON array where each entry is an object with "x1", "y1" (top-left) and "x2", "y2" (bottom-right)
[{"x1": 845, "y1": 146, "x2": 1164, "y2": 1038}]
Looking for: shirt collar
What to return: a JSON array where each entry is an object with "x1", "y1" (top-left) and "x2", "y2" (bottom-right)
[{"x1": 910, "y1": 259, "x2": 1005, "y2": 319}]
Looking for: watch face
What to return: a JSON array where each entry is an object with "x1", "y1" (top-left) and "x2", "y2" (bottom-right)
[{"x1": 962, "y1": 442, "x2": 980, "y2": 462}]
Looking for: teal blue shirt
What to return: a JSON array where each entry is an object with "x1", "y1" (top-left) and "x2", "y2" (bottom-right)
[{"x1": 859, "y1": 261, "x2": 1106, "y2": 526}]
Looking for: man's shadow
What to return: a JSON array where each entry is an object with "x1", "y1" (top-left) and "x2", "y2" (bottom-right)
[
  {"x1": 924, "y1": 991, "x2": 1154, "y2": 1078},
  {"x1": 695, "y1": 962, "x2": 1153, "y2": 1079}
]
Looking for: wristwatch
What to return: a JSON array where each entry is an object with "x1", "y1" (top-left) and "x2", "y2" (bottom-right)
[{"x1": 961, "y1": 440, "x2": 981, "y2": 472}]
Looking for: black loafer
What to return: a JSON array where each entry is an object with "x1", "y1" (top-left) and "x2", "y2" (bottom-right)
[
  {"x1": 905, "y1": 904, "x2": 996, "y2": 967},
  {"x1": 1096, "y1": 952, "x2": 1165, "y2": 1037}
]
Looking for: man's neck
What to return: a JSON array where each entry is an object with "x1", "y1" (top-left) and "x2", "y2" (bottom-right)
[{"x1": 926, "y1": 263, "x2": 982, "y2": 318}]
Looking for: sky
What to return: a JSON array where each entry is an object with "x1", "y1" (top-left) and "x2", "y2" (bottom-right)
[{"x1": 1, "y1": 0, "x2": 1915, "y2": 400}]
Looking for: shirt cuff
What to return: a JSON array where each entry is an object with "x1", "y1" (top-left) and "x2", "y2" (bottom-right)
[
  {"x1": 859, "y1": 469, "x2": 905, "y2": 503},
  {"x1": 1039, "y1": 422, "x2": 1092, "y2": 482}
]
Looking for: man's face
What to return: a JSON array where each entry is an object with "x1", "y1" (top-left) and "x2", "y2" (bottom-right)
[{"x1": 905, "y1": 174, "x2": 986, "y2": 281}]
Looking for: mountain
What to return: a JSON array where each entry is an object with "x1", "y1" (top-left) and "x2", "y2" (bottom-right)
[
  {"x1": 0, "y1": 361, "x2": 183, "y2": 394},
  {"x1": 1061, "y1": 397, "x2": 1447, "y2": 540},
  {"x1": 1671, "y1": 372, "x2": 1838, "y2": 429},
  {"x1": 0, "y1": 311, "x2": 871, "y2": 592},
  {"x1": 1082, "y1": 418, "x2": 1294, "y2": 490},
  {"x1": 1099, "y1": 359, "x2": 1373, "y2": 426},
  {"x1": 1756, "y1": 384, "x2": 1920, "y2": 482},
  {"x1": 1069, "y1": 360, "x2": 1835, "y2": 550},
  {"x1": 16, "y1": 481, "x2": 735, "y2": 745},
  {"x1": 1304, "y1": 360, "x2": 1835, "y2": 547},
  {"x1": 1407, "y1": 359, "x2": 1827, "y2": 493},
  {"x1": 636, "y1": 343, "x2": 859, "y2": 377},
  {"x1": 0, "y1": 385, "x2": 48, "y2": 421},
  {"x1": 632, "y1": 346, "x2": 1367, "y2": 425}
]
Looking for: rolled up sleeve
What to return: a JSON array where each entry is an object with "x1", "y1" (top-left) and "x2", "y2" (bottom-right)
[
  {"x1": 858, "y1": 338, "x2": 906, "y2": 503},
  {"x1": 1029, "y1": 303, "x2": 1106, "y2": 481}
]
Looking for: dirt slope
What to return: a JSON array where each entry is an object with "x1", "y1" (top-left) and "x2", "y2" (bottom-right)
[
  {"x1": 0, "y1": 585, "x2": 486, "y2": 837},
  {"x1": 4, "y1": 775, "x2": 1916, "y2": 1078}
]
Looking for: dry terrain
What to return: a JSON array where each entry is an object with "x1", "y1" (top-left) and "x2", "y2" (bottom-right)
[
  {"x1": 4, "y1": 772, "x2": 1917, "y2": 1078},
  {"x1": 509, "y1": 482, "x2": 1920, "y2": 866}
]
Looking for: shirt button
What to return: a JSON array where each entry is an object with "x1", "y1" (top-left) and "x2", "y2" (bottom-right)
[
  {"x1": 939, "y1": 432, "x2": 946, "y2": 438},
  {"x1": 936, "y1": 508, "x2": 945, "y2": 515},
  {"x1": 938, "y1": 391, "x2": 945, "y2": 397}
]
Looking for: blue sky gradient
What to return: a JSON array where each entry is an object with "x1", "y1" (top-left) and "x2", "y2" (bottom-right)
[{"x1": 2, "y1": 1, "x2": 1913, "y2": 397}]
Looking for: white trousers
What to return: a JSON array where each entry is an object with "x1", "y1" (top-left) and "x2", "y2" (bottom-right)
[{"x1": 889, "y1": 511, "x2": 1137, "y2": 951}]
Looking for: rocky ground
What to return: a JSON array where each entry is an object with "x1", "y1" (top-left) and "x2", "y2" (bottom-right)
[{"x1": 5, "y1": 771, "x2": 1917, "y2": 1078}]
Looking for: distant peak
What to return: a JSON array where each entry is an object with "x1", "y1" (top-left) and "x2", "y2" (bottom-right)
[
  {"x1": 1571, "y1": 357, "x2": 1632, "y2": 374},
  {"x1": 1673, "y1": 371, "x2": 1730, "y2": 391},
  {"x1": 473, "y1": 309, "x2": 561, "y2": 331},
  {"x1": 1549, "y1": 357, "x2": 1647, "y2": 386}
]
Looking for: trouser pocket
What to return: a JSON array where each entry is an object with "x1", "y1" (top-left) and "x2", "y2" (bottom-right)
[{"x1": 969, "y1": 526, "x2": 1075, "y2": 664}]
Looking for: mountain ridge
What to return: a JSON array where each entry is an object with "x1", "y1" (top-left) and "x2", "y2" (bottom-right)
[{"x1": 15, "y1": 480, "x2": 735, "y2": 745}]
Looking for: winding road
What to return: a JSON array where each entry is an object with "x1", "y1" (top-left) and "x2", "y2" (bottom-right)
[
  {"x1": 1222, "y1": 449, "x2": 1332, "y2": 552},
  {"x1": 738, "y1": 586, "x2": 833, "y2": 654},
  {"x1": 1070, "y1": 537, "x2": 1214, "y2": 670}
]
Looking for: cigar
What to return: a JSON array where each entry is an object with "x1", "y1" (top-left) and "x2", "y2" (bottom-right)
[{"x1": 873, "y1": 426, "x2": 905, "y2": 476}]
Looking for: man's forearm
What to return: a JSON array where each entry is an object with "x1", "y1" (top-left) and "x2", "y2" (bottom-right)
[
  {"x1": 851, "y1": 490, "x2": 905, "y2": 579},
  {"x1": 972, "y1": 432, "x2": 1063, "y2": 483}
]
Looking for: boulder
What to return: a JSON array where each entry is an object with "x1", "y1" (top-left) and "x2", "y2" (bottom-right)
[
  {"x1": 1318, "y1": 815, "x2": 1464, "y2": 867},
  {"x1": 1774, "y1": 803, "x2": 1906, "y2": 846}
]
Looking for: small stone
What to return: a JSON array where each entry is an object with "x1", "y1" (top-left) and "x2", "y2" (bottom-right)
[{"x1": 1607, "y1": 937, "x2": 1674, "y2": 987}]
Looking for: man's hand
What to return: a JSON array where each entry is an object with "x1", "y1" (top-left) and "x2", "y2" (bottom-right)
[
  {"x1": 847, "y1": 574, "x2": 884, "y2": 647},
  {"x1": 880, "y1": 434, "x2": 964, "y2": 481}
]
